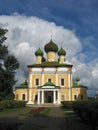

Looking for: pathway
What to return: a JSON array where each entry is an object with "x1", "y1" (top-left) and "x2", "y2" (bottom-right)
[
  {"x1": 0, "y1": 107, "x2": 66, "y2": 130},
  {"x1": 30, "y1": 107, "x2": 66, "y2": 130}
]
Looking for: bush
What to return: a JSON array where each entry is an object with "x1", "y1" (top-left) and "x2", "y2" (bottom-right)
[
  {"x1": 61, "y1": 101, "x2": 74, "y2": 109},
  {"x1": 13, "y1": 100, "x2": 26, "y2": 108},
  {"x1": 0, "y1": 100, "x2": 26, "y2": 111},
  {"x1": 73, "y1": 100, "x2": 98, "y2": 130}
]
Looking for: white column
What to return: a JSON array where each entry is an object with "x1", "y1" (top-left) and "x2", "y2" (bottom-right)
[
  {"x1": 53, "y1": 90, "x2": 56, "y2": 104},
  {"x1": 29, "y1": 88, "x2": 32, "y2": 103},
  {"x1": 41, "y1": 90, "x2": 44, "y2": 104},
  {"x1": 57, "y1": 90, "x2": 60, "y2": 104},
  {"x1": 68, "y1": 72, "x2": 71, "y2": 101},
  {"x1": 37, "y1": 90, "x2": 40, "y2": 104},
  {"x1": 56, "y1": 72, "x2": 58, "y2": 86},
  {"x1": 27, "y1": 73, "x2": 33, "y2": 104}
]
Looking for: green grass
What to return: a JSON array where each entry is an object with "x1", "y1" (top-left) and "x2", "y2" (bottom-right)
[
  {"x1": 40, "y1": 108, "x2": 51, "y2": 117},
  {"x1": 0, "y1": 107, "x2": 29, "y2": 115}
]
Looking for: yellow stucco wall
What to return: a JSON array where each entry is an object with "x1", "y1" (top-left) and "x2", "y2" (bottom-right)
[
  {"x1": 15, "y1": 89, "x2": 28, "y2": 101},
  {"x1": 59, "y1": 55, "x2": 65, "y2": 63},
  {"x1": 32, "y1": 74, "x2": 42, "y2": 88},
  {"x1": 72, "y1": 88, "x2": 87, "y2": 101},
  {"x1": 47, "y1": 51, "x2": 56, "y2": 61},
  {"x1": 60, "y1": 89, "x2": 69, "y2": 101},
  {"x1": 44, "y1": 74, "x2": 56, "y2": 84},
  {"x1": 58, "y1": 74, "x2": 69, "y2": 88},
  {"x1": 15, "y1": 68, "x2": 87, "y2": 103},
  {"x1": 36, "y1": 56, "x2": 42, "y2": 64}
]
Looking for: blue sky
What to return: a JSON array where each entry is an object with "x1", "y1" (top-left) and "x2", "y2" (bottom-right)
[
  {"x1": 0, "y1": 0, "x2": 98, "y2": 96},
  {"x1": 0, "y1": 0, "x2": 98, "y2": 62}
]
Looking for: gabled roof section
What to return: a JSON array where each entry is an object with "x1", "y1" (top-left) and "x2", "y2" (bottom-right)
[
  {"x1": 38, "y1": 81, "x2": 60, "y2": 89},
  {"x1": 44, "y1": 81, "x2": 55, "y2": 86},
  {"x1": 28, "y1": 61, "x2": 73, "y2": 68},
  {"x1": 72, "y1": 82, "x2": 87, "y2": 89},
  {"x1": 15, "y1": 81, "x2": 28, "y2": 89}
]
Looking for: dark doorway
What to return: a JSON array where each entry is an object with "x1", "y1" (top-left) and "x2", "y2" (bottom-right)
[{"x1": 48, "y1": 96, "x2": 52, "y2": 103}]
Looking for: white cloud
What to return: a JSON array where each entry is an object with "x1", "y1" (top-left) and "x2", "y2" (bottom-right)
[{"x1": 0, "y1": 14, "x2": 97, "y2": 96}]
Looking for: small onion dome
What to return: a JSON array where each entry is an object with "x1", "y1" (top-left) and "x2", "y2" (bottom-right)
[
  {"x1": 44, "y1": 39, "x2": 58, "y2": 53},
  {"x1": 58, "y1": 47, "x2": 66, "y2": 56},
  {"x1": 35, "y1": 48, "x2": 43, "y2": 56},
  {"x1": 76, "y1": 77, "x2": 80, "y2": 81}
]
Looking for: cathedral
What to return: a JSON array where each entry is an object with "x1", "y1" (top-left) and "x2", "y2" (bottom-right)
[{"x1": 14, "y1": 39, "x2": 87, "y2": 104}]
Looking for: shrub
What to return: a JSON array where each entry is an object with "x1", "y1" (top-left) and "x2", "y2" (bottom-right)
[
  {"x1": 73, "y1": 100, "x2": 98, "y2": 130},
  {"x1": 13, "y1": 100, "x2": 26, "y2": 108},
  {"x1": 61, "y1": 101, "x2": 74, "y2": 109},
  {"x1": 0, "y1": 100, "x2": 26, "y2": 111}
]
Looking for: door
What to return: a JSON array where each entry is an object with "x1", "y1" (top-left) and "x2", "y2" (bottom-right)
[{"x1": 48, "y1": 95, "x2": 52, "y2": 103}]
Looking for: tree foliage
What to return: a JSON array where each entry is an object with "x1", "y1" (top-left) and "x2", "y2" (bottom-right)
[{"x1": 0, "y1": 28, "x2": 19, "y2": 100}]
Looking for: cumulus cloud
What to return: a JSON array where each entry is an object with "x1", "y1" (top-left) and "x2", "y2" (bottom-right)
[{"x1": 0, "y1": 14, "x2": 97, "y2": 96}]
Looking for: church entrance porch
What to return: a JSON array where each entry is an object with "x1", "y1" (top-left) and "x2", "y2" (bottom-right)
[
  {"x1": 45, "y1": 91, "x2": 53, "y2": 103},
  {"x1": 37, "y1": 89, "x2": 60, "y2": 105}
]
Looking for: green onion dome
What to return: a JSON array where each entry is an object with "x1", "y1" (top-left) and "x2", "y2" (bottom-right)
[
  {"x1": 58, "y1": 47, "x2": 66, "y2": 56},
  {"x1": 44, "y1": 39, "x2": 58, "y2": 53},
  {"x1": 76, "y1": 77, "x2": 80, "y2": 82},
  {"x1": 35, "y1": 48, "x2": 44, "y2": 56}
]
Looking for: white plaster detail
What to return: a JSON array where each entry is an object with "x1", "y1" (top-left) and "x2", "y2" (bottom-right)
[
  {"x1": 42, "y1": 86, "x2": 55, "y2": 89},
  {"x1": 68, "y1": 72, "x2": 71, "y2": 101},
  {"x1": 37, "y1": 90, "x2": 40, "y2": 104},
  {"x1": 53, "y1": 90, "x2": 56, "y2": 104}
]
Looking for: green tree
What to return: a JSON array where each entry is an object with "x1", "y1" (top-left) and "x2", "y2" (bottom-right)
[{"x1": 0, "y1": 28, "x2": 19, "y2": 100}]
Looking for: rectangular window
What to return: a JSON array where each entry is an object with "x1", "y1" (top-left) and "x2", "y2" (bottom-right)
[
  {"x1": 22, "y1": 94, "x2": 25, "y2": 100},
  {"x1": 48, "y1": 78, "x2": 51, "y2": 82},
  {"x1": 35, "y1": 79, "x2": 39, "y2": 86},
  {"x1": 61, "y1": 78, "x2": 64, "y2": 86}
]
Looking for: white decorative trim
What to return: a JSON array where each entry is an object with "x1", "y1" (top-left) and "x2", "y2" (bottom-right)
[
  {"x1": 42, "y1": 73, "x2": 44, "y2": 85},
  {"x1": 42, "y1": 86, "x2": 55, "y2": 89},
  {"x1": 44, "y1": 68, "x2": 55, "y2": 72},
  {"x1": 29, "y1": 74, "x2": 32, "y2": 88},
  {"x1": 38, "y1": 88, "x2": 59, "y2": 91},
  {"x1": 68, "y1": 72, "x2": 71, "y2": 101},
  {"x1": 32, "y1": 68, "x2": 42, "y2": 72},
  {"x1": 58, "y1": 67, "x2": 67, "y2": 71},
  {"x1": 57, "y1": 90, "x2": 60, "y2": 104},
  {"x1": 53, "y1": 90, "x2": 56, "y2": 104}
]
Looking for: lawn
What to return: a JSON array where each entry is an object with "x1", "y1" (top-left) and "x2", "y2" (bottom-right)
[{"x1": 0, "y1": 107, "x2": 30, "y2": 116}]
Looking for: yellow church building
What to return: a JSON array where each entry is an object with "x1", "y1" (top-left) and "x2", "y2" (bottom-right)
[{"x1": 15, "y1": 39, "x2": 87, "y2": 104}]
